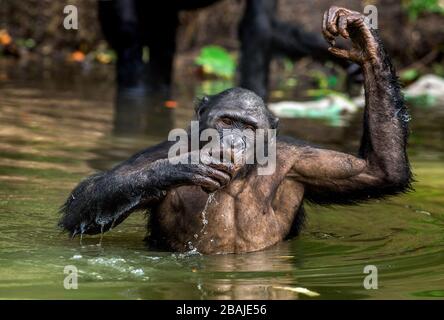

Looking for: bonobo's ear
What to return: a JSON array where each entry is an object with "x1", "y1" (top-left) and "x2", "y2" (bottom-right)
[
  {"x1": 271, "y1": 117, "x2": 279, "y2": 129},
  {"x1": 267, "y1": 110, "x2": 279, "y2": 129},
  {"x1": 195, "y1": 96, "x2": 210, "y2": 119}
]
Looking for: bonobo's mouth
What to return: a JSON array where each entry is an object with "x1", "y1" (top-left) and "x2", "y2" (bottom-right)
[
  {"x1": 219, "y1": 130, "x2": 258, "y2": 171},
  {"x1": 220, "y1": 133, "x2": 247, "y2": 164}
]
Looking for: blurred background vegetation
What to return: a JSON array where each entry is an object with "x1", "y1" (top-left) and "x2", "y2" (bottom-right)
[{"x1": 0, "y1": 0, "x2": 443, "y2": 91}]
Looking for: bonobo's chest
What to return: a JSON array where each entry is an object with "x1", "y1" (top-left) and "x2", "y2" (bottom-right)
[{"x1": 151, "y1": 176, "x2": 304, "y2": 254}]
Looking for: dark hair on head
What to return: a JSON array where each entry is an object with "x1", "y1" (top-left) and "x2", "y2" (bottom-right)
[
  {"x1": 194, "y1": 95, "x2": 210, "y2": 117},
  {"x1": 195, "y1": 88, "x2": 280, "y2": 129}
]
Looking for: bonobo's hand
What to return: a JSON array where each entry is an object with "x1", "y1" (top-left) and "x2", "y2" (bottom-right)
[
  {"x1": 322, "y1": 6, "x2": 380, "y2": 65},
  {"x1": 154, "y1": 150, "x2": 238, "y2": 193}
]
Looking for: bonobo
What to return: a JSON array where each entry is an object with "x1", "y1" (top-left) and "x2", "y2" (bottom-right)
[{"x1": 60, "y1": 7, "x2": 411, "y2": 254}]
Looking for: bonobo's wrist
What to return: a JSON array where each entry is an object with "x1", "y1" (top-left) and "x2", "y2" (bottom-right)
[
  {"x1": 361, "y1": 30, "x2": 388, "y2": 69},
  {"x1": 361, "y1": 48, "x2": 392, "y2": 77},
  {"x1": 142, "y1": 159, "x2": 176, "y2": 191},
  {"x1": 133, "y1": 165, "x2": 168, "y2": 204}
]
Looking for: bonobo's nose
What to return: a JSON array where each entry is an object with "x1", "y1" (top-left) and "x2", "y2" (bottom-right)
[
  {"x1": 221, "y1": 134, "x2": 247, "y2": 163},
  {"x1": 222, "y1": 134, "x2": 246, "y2": 151}
]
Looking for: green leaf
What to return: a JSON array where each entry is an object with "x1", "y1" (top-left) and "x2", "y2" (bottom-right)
[
  {"x1": 195, "y1": 45, "x2": 236, "y2": 79},
  {"x1": 405, "y1": 93, "x2": 437, "y2": 107},
  {"x1": 404, "y1": 0, "x2": 444, "y2": 21},
  {"x1": 400, "y1": 68, "x2": 420, "y2": 82},
  {"x1": 195, "y1": 79, "x2": 234, "y2": 96},
  {"x1": 327, "y1": 75, "x2": 338, "y2": 88}
]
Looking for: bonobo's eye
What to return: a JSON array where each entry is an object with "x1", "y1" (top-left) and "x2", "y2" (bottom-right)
[
  {"x1": 244, "y1": 124, "x2": 255, "y2": 131},
  {"x1": 220, "y1": 117, "x2": 233, "y2": 126}
]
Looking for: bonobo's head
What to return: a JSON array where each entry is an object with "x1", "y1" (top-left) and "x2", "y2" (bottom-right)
[
  {"x1": 195, "y1": 88, "x2": 279, "y2": 131},
  {"x1": 195, "y1": 88, "x2": 279, "y2": 174}
]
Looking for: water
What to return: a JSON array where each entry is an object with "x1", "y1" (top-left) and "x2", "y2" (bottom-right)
[{"x1": 0, "y1": 62, "x2": 443, "y2": 299}]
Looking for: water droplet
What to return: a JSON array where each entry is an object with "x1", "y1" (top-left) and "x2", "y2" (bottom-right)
[
  {"x1": 98, "y1": 224, "x2": 105, "y2": 246},
  {"x1": 109, "y1": 218, "x2": 117, "y2": 231},
  {"x1": 79, "y1": 222, "x2": 86, "y2": 246},
  {"x1": 199, "y1": 192, "x2": 215, "y2": 235}
]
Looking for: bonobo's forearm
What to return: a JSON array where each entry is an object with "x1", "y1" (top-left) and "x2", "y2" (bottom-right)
[{"x1": 359, "y1": 31, "x2": 411, "y2": 185}]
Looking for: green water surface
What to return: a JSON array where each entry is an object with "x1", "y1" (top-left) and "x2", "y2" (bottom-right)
[{"x1": 0, "y1": 63, "x2": 443, "y2": 299}]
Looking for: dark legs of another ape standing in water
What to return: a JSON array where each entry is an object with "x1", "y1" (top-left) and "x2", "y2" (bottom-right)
[
  {"x1": 98, "y1": 0, "x2": 218, "y2": 96},
  {"x1": 98, "y1": 0, "x2": 144, "y2": 94},
  {"x1": 239, "y1": 0, "x2": 276, "y2": 100},
  {"x1": 98, "y1": 0, "x2": 182, "y2": 96},
  {"x1": 139, "y1": 4, "x2": 179, "y2": 95},
  {"x1": 99, "y1": 0, "x2": 361, "y2": 99}
]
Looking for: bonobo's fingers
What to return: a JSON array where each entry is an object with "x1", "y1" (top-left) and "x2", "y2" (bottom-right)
[
  {"x1": 195, "y1": 164, "x2": 231, "y2": 186},
  {"x1": 209, "y1": 160, "x2": 237, "y2": 178},
  {"x1": 322, "y1": 6, "x2": 378, "y2": 64},
  {"x1": 191, "y1": 174, "x2": 221, "y2": 193},
  {"x1": 338, "y1": 14, "x2": 349, "y2": 39},
  {"x1": 201, "y1": 149, "x2": 237, "y2": 178},
  {"x1": 326, "y1": 6, "x2": 340, "y2": 36},
  {"x1": 163, "y1": 162, "x2": 231, "y2": 193},
  {"x1": 325, "y1": 7, "x2": 359, "y2": 39},
  {"x1": 328, "y1": 47, "x2": 351, "y2": 60},
  {"x1": 166, "y1": 149, "x2": 240, "y2": 192},
  {"x1": 322, "y1": 10, "x2": 335, "y2": 46}
]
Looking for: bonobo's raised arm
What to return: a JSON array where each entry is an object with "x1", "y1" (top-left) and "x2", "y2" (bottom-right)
[
  {"x1": 288, "y1": 7, "x2": 412, "y2": 204},
  {"x1": 59, "y1": 141, "x2": 235, "y2": 237}
]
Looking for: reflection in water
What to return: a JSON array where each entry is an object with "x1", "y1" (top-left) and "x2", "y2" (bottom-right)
[
  {"x1": 178, "y1": 244, "x2": 299, "y2": 300},
  {"x1": 113, "y1": 92, "x2": 175, "y2": 138},
  {"x1": 87, "y1": 92, "x2": 177, "y2": 171},
  {"x1": 0, "y1": 62, "x2": 443, "y2": 299}
]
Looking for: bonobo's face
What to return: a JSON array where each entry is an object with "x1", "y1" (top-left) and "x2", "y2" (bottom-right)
[{"x1": 195, "y1": 88, "x2": 278, "y2": 170}]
